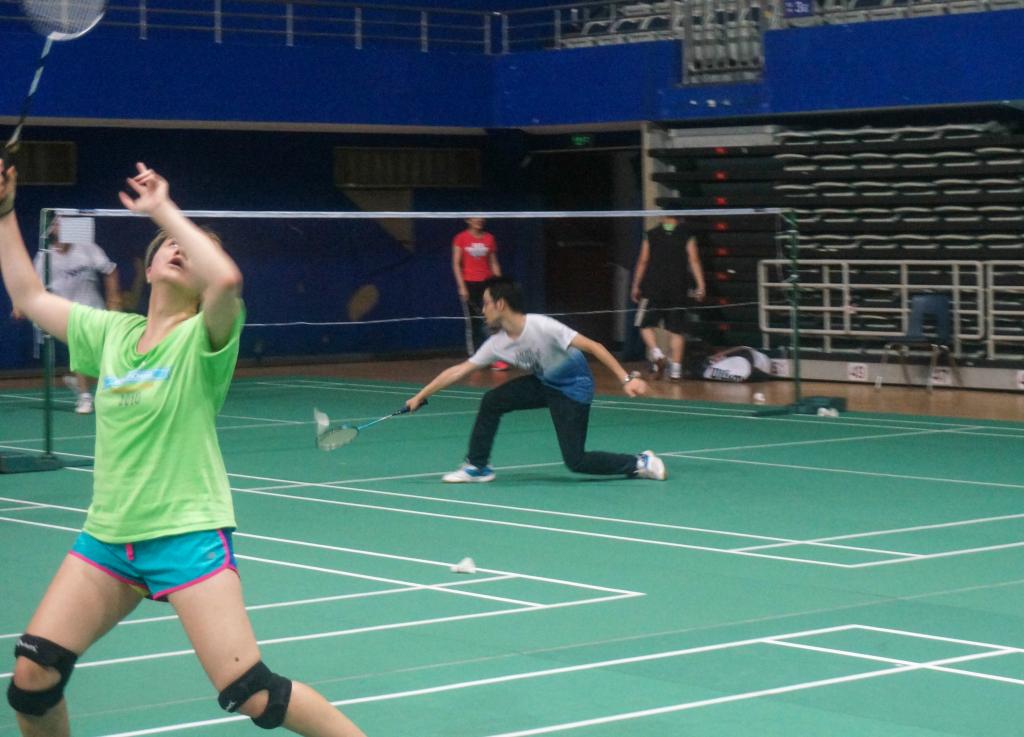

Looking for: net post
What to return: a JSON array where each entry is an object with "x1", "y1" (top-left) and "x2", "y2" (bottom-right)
[
  {"x1": 785, "y1": 209, "x2": 802, "y2": 406},
  {"x1": 755, "y1": 209, "x2": 845, "y2": 418}
]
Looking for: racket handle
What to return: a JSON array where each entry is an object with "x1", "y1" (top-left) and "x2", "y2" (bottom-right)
[{"x1": 400, "y1": 398, "x2": 427, "y2": 415}]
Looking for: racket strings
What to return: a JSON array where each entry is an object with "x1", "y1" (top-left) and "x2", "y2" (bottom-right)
[
  {"x1": 22, "y1": 0, "x2": 106, "y2": 38},
  {"x1": 317, "y1": 426, "x2": 359, "y2": 451}
]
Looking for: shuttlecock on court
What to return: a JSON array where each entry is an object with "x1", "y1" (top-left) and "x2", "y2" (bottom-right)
[
  {"x1": 752, "y1": 392, "x2": 766, "y2": 404},
  {"x1": 314, "y1": 408, "x2": 330, "y2": 431},
  {"x1": 450, "y1": 557, "x2": 476, "y2": 574},
  {"x1": 817, "y1": 407, "x2": 839, "y2": 418}
]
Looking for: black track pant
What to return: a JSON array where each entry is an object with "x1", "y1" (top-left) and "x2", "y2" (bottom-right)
[{"x1": 466, "y1": 375, "x2": 637, "y2": 476}]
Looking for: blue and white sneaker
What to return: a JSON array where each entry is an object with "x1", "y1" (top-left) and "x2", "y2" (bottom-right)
[
  {"x1": 634, "y1": 450, "x2": 666, "y2": 480},
  {"x1": 443, "y1": 464, "x2": 495, "y2": 483}
]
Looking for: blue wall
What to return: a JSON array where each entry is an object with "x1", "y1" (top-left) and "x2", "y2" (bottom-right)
[
  {"x1": 0, "y1": 127, "x2": 544, "y2": 370},
  {"x1": 494, "y1": 10, "x2": 1024, "y2": 125},
  {"x1": 0, "y1": 32, "x2": 494, "y2": 128},
  {"x1": 3, "y1": 11, "x2": 1024, "y2": 127}
]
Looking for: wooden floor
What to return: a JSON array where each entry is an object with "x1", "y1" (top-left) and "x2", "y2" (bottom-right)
[{"x1": 3, "y1": 354, "x2": 1021, "y2": 421}]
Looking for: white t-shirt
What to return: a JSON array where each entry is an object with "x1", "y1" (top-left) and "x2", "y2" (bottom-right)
[
  {"x1": 469, "y1": 314, "x2": 594, "y2": 403},
  {"x1": 34, "y1": 242, "x2": 116, "y2": 309}
]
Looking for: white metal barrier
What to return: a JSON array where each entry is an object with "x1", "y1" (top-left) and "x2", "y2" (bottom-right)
[
  {"x1": 986, "y1": 261, "x2": 1024, "y2": 359},
  {"x1": 757, "y1": 259, "x2": 998, "y2": 356}
]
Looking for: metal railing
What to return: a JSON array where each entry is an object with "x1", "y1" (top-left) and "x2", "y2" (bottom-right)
[
  {"x1": 986, "y1": 261, "x2": 1024, "y2": 359},
  {"x1": 1, "y1": 0, "x2": 1018, "y2": 51},
  {"x1": 773, "y1": 0, "x2": 1024, "y2": 28},
  {"x1": 499, "y1": 0, "x2": 1023, "y2": 50},
  {"x1": 0, "y1": 0, "x2": 493, "y2": 52},
  {"x1": 757, "y1": 259, "x2": 990, "y2": 356}
]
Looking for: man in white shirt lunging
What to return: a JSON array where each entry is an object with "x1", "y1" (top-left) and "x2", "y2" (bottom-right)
[{"x1": 405, "y1": 277, "x2": 666, "y2": 483}]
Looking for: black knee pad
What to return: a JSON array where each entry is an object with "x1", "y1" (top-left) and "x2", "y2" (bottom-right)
[
  {"x1": 218, "y1": 661, "x2": 292, "y2": 729},
  {"x1": 6, "y1": 634, "x2": 78, "y2": 717}
]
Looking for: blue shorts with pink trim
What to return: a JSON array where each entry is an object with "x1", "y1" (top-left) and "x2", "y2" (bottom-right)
[{"x1": 70, "y1": 528, "x2": 237, "y2": 602}]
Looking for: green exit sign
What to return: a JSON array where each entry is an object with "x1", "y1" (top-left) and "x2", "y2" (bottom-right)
[{"x1": 570, "y1": 134, "x2": 594, "y2": 148}]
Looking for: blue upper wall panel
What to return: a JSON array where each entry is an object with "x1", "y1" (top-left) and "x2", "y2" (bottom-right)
[
  {"x1": 493, "y1": 10, "x2": 1024, "y2": 125},
  {"x1": 1, "y1": 9, "x2": 1023, "y2": 128},
  {"x1": 0, "y1": 31, "x2": 494, "y2": 128}
]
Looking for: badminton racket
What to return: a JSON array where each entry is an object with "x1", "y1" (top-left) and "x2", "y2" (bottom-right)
[
  {"x1": 633, "y1": 297, "x2": 649, "y2": 328},
  {"x1": 3, "y1": 0, "x2": 106, "y2": 164},
  {"x1": 314, "y1": 400, "x2": 427, "y2": 451}
]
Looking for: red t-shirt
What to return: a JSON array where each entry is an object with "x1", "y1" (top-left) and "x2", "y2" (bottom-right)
[{"x1": 453, "y1": 230, "x2": 497, "y2": 283}]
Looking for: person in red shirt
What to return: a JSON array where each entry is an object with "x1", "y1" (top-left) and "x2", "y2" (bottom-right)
[{"x1": 452, "y1": 217, "x2": 508, "y2": 369}]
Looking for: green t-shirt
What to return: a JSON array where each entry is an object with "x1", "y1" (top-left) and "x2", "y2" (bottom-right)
[{"x1": 68, "y1": 303, "x2": 244, "y2": 543}]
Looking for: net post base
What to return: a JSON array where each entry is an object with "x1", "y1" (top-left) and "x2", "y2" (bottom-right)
[
  {"x1": 754, "y1": 396, "x2": 846, "y2": 417},
  {"x1": 0, "y1": 452, "x2": 62, "y2": 474}
]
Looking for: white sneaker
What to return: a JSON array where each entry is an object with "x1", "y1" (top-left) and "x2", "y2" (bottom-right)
[
  {"x1": 442, "y1": 464, "x2": 495, "y2": 483},
  {"x1": 668, "y1": 362, "x2": 682, "y2": 381},
  {"x1": 635, "y1": 450, "x2": 666, "y2": 480},
  {"x1": 647, "y1": 350, "x2": 667, "y2": 379},
  {"x1": 75, "y1": 393, "x2": 94, "y2": 415}
]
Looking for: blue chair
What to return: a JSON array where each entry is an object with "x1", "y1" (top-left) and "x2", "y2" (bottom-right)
[{"x1": 875, "y1": 294, "x2": 960, "y2": 391}]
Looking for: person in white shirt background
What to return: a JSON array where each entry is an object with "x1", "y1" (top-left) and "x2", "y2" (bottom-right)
[{"x1": 12, "y1": 220, "x2": 121, "y2": 414}]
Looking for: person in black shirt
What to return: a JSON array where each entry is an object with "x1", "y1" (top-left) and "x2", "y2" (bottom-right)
[{"x1": 630, "y1": 215, "x2": 706, "y2": 381}]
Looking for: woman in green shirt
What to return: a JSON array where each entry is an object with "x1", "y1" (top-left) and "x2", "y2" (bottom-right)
[{"x1": 0, "y1": 161, "x2": 366, "y2": 737}]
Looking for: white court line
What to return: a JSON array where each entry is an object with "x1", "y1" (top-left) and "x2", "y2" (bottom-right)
[
  {"x1": 0, "y1": 391, "x2": 73, "y2": 405},
  {"x1": 0, "y1": 495, "x2": 89, "y2": 513},
  {"x1": 41, "y1": 456, "x2": 1009, "y2": 569},
  {"x1": 0, "y1": 593, "x2": 638, "y2": 681},
  {"x1": 849, "y1": 541, "x2": 1024, "y2": 568},
  {"x1": 769, "y1": 639, "x2": 1023, "y2": 686},
  {"x1": 599, "y1": 402, "x2": 1024, "y2": 439},
  {"x1": 233, "y1": 485, "x2": 856, "y2": 568},
  {"x1": 90, "y1": 623, "x2": 1023, "y2": 737},
  {"x1": 668, "y1": 425, "x2": 970, "y2": 455},
  {"x1": 0, "y1": 539, "x2": 641, "y2": 682},
  {"x1": 0, "y1": 513, "x2": 642, "y2": 666},
  {"x1": 0, "y1": 576, "x2": 519, "y2": 640},
  {"x1": 0, "y1": 516, "x2": 79, "y2": 533},
  {"x1": 771, "y1": 637, "x2": 1017, "y2": 663},
  {"x1": 738, "y1": 541, "x2": 921, "y2": 558},
  {"x1": 11, "y1": 378, "x2": 1024, "y2": 438},
  {"x1": 0, "y1": 512, "x2": 633, "y2": 600},
  {"x1": 478, "y1": 648, "x2": 1017, "y2": 737},
  {"x1": 218, "y1": 413, "x2": 304, "y2": 426},
  {"x1": 229, "y1": 486, "x2": 1024, "y2": 569},
  {"x1": 318, "y1": 422, "x2": 1016, "y2": 486},
  {"x1": 4, "y1": 408, "x2": 1020, "y2": 569},
  {"x1": 665, "y1": 452, "x2": 1024, "y2": 491},
  {"x1": 242, "y1": 379, "x2": 901, "y2": 431},
  {"x1": 735, "y1": 511, "x2": 1024, "y2": 552},
  {"x1": 235, "y1": 530, "x2": 638, "y2": 595},
  {"x1": 237, "y1": 479, "x2": 917, "y2": 560},
  {"x1": 73, "y1": 575, "x2": 1024, "y2": 733},
  {"x1": 230, "y1": 471, "x2": 799, "y2": 544},
  {"x1": 235, "y1": 553, "x2": 544, "y2": 608},
  {"x1": 0, "y1": 415, "x2": 303, "y2": 447},
  {"x1": 0, "y1": 496, "x2": 640, "y2": 597},
  {"x1": 828, "y1": 412, "x2": 1024, "y2": 435},
  {"x1": 853, "y1": 623, "x2": 1024, "y2": 651},
  {"x1": 254, "y1": 379, "x2": 1024, "y2": 434},
  {"x1": 2, "y1": 452, "x2": 1018, "y2": 569},
  {"x1": 90, "y1": 624, "x2": 859, "y2": 737},
  {"x1": 234, "y1": 482, "x2": 311, "y2": 492},
  {"x1": 229, "y1": 481, "x2": 1013, "y2": 568},
  {"x1": 247, "y1": 379, "x2": 470, "y2": 395}
]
